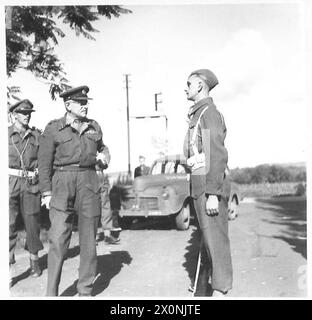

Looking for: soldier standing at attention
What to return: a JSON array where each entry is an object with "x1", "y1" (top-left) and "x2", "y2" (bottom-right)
[
  {"x1": 9, "y1": 100, "x2": 43, "y2": 279},
  {"x1": 183, "y1": 69, "x2": 233, "y2": 297},
  {"x1": 38, "y1": 86, "x2": 108, "y2": 296}
]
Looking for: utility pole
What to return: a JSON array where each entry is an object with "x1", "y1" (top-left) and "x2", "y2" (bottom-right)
[
  {"x1": 154, "y1": 92, "x2": 162, "y2": 112},
  {"x1": 124, "y1": 74, "x2": 131, "y2": 177}
]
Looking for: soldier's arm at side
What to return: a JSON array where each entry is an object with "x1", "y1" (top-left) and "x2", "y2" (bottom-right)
[
  {"x1": 38, "y1": 122, "x2": 56, "y2": 196},
  {"x1": 95, "y1": 122, "x2": 111, "y2": 167},
  {"x1": 201, "y1": 110, "x2": 228, "y2": 197}
]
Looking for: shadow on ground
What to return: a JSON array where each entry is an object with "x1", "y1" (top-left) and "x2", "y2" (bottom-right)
[
  {"x1": 182, "y1": 218, "x2": 213, "y2": 296},
  {"x1": 10, "y1": 269, "x2": 31, "y2": 288},
  {"x1": 120, "y1": 216, "x2": 179, "y2": 231},
  {"x1": 256, "y1": 196, "x2": 306, "y2": 259},
  {"x1": 60, "y1": 250, "x2": 132, "y2": 296},
  {"x1": 182, "y1": 225, "x2": 199, "y2": 284},
  {"x1": 11, "y1": 245, "x2": 81, "y2": 289}
]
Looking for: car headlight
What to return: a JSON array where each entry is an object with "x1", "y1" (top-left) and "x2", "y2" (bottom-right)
[{"x1": 162, "y1": 192, "x2": 169, "y2": 200}]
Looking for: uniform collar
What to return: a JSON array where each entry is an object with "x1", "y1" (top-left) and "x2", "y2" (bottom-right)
[
  {"x1": 188, "y1": 97, "x2": 214, "y2": 119},
  {"x1": 58, "y1": 113, "x2": 95, "y2": 136},
  {"x1": 9, "y1": 124, "x2": 33, "y2": 139},
  {"x1": 58, "y1": 114, "x2": 90, "y2": 131},
  {"x1": 65, "y1": 113, "x2": 86, "y2": 126}
]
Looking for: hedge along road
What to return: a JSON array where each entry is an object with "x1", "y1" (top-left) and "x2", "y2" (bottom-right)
[{"x1": 9, "y1": 195, "x2": 306, "y2": 297}]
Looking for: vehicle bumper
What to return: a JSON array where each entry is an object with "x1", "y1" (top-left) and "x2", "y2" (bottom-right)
[{"x1": 119, "y1": 208, "x2": 167, "y2": 218}]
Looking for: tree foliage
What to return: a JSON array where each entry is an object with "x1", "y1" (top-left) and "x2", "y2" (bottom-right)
[
  {"x1": 6, "y1": 5, "x2": 132, "y2": 102},
  {"x1": 230, "y1": 164, "x2": 306, "y2": 184}
]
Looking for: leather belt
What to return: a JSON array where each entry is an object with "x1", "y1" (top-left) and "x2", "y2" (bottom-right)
[
  {"x1": 8, "y1": 168, "x2": 37, "y2": 178},
  {"x1": 54, "y1": 164, "x2": 95, "y2": 171}
]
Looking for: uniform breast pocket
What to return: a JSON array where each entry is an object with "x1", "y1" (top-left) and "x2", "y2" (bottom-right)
[
  {"x1": 85, "y1": 133, "x2": 100, "y2": 155},
  {"x1": 56, "y1": 136, "x2": 73, "y2": 159}
]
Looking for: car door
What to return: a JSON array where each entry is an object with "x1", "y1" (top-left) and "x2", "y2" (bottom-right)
[{"x1": 163, "y1": 161, "x2": 190, "y2": 205}]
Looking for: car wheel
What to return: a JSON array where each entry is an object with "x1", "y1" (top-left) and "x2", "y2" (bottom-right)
[
  {"x1": 175, "y1": 202, "x2": 190, "y2": 230},
  {"x1": 228, "y1": 196, "x2": 238, "y2": 221}
]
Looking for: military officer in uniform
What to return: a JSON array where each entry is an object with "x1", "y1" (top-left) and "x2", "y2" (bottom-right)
[
  {"x1": 9, "y1": 100, "x2": 43, "y2": 278},
  {"x1": 183, "y1": 69, "x2": 233, "y2": 297},
  {"x1": 38, "y1": 86, "x2": 108, "y2": 296}
]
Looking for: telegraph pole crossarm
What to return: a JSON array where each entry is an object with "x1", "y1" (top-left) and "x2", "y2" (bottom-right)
[{"x1": 154, "y1": 92, "x2": 162, "y2": 112}]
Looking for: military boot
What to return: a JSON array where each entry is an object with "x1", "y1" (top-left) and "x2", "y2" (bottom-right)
[{"x1": 29, "y1": 259, "x2": 42, "y2": 277}]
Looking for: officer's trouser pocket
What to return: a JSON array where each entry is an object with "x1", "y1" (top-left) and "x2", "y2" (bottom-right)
[
  {"x1": 50, "y1": 173, "x2": 74, "y2": 214},
  {"x1": 81, "y1": 182, "x2": 101, "y2": 218}
]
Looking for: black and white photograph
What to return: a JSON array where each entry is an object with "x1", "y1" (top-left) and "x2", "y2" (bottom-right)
[{"x1": 1, "y1": 0, "x2": 310, "y2": 300}]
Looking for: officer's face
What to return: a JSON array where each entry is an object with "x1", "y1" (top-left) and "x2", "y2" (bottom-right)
[
  {"x1": 185, "y1": 75, "x2": 201, "y2": 101},
  {"x1": 67, "y1": 100, "x2": 88, "y2": 119},
  {"x1": 14, "y1": 111, "x2": 31, "y2": 127}
]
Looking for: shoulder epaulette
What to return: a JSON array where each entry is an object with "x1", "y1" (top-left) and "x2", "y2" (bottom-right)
[
  {"x1": 31, "y1": 126, "x2": 42, "y2": 135},
  {"x1": 47, "y1": 117, "x2": 62, "y2": 126},
  {"x1": 89, "y1": 119, "x2": 100, "y2": 129}
]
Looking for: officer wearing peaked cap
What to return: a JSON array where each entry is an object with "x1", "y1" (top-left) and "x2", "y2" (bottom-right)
[
  {"x1": 9, "y1": 99, "x2": 36, "y2": 113},
  {"x1": 38, "y1": 85, "x2": 110, "y2": 296},
  {"x1": 59, "y1": 85, "x2": 92, "y2": 103},
  {"x1": 8, "y1": 99, "x2": 43, "y2": 280},
  {"x1": 183, "y1": 69, "x2": 233, "y2": 297}
]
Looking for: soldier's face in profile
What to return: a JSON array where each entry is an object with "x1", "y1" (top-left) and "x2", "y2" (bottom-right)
[
  {"x1": 185, "y1": 75, "x2": 200, "y2": 101},
  {"x1": 67, "y1": 100, "x2": 88, "y2": 119},
  {"x1": 14, "y1": 111, "x2": 31, "y2": 127}
]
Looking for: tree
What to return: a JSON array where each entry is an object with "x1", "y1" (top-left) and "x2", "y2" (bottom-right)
[
  {"x1": 231, "y1": 164, "x2": 305, "y2": 185},
  {"x1": 6, "y1": 5, "x2": 132, "y2": 103}
]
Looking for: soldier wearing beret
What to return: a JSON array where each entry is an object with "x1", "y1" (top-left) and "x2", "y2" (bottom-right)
[
  {"x1": 8, "y1": 100, "x2": 43, "y2": 279},
  {"x1": 38, "y1": 86, "x2": 109, "y2": 296},
  {"x1": 183, "y1": 69, "x2": 233, "y2": 296}
]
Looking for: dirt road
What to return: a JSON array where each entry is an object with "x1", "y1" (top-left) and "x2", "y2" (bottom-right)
[{"x1": 10, "y1": 196, "x2": 306, "y2": 298}]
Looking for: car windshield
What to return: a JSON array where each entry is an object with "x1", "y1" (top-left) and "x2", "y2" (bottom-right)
[
  {"x1": 151, "y1": 161, "x2": 163, "y2": 175},
  {"x1": 151, "y1": 161, "x2": 186, "y2": 175}
]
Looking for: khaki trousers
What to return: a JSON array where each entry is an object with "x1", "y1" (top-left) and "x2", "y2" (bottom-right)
[
  {"x1": 46, "y1": 170, "x2": 100, "y2": 296},
  {"x1": 193, "y1": 193, "x2": 233, "y2": 294}
]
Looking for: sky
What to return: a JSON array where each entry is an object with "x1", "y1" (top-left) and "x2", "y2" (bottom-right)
[{"x1": 5, "y1": 2, "x2": 308, "y2": 173}]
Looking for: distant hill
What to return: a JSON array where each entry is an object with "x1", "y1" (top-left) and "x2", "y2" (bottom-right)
[
  {"x1": 269, "y1": 162, "x2": 306, "y2": 168},
  {"x1": 230, "y1": 163, "x2": 306, "y2": 184},
  {"x1": 232, "y1": 162, "x2": 306, "y2": 170}
]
